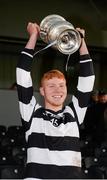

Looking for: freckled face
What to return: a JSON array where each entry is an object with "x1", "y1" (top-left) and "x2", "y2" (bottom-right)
[{"x1": 40, "y1": 77, "x2": 67, "y2": 110}]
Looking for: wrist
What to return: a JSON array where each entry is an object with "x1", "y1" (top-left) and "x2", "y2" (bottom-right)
[
  {"x1": 79, "y1": 39, "x2": 89, "y2": 55},
  {"x1": 79, "y1": 32, "x2": 84, "y2": 39},
  {"x1": 25, "y1": 34, "x2": 38, "y2": 50}
]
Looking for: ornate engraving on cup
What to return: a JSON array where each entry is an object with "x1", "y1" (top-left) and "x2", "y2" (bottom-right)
[{"x1": 40, "y1": 14, "x2": 81, "y2": 55}]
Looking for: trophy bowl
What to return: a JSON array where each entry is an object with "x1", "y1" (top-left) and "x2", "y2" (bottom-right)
[{"x1": 40, "y1": 14, "x2": 81, "y2": 55}]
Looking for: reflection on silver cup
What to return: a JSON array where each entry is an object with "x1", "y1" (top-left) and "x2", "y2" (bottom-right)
[{"x1": 40, "y1": 14, "x2": 81, "y2": 55}]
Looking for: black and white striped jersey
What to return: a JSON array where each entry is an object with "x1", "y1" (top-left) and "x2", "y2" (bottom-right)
[{"x1": 16, "y1": 48, "x2": 95, "y2": 179}]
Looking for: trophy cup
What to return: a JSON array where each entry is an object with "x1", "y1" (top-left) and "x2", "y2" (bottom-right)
[{"x1": 40, "y1": 14, "x2": 81, "y2": 55}]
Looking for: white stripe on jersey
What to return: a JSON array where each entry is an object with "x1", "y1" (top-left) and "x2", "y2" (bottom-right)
[
  {"x1": 77, "y1": 75, "x2": 95, "y2": 92},
  {"x1": 21, "y1": 51, "x2": 33, "y2": 58},
  {"x1": 80, "y1": 59, "x2": 92, "y2": 63},
  {"x1": 19, "y1": 96, "x2": 36, "y2": 122},
  {"x1": 17, "y1": 68, "x2": 32, "y2": 88},
  {"x1": 27, "y1": 147, "x2": 81, "y2": 167},
  {"x1": 64, "y1": 105, "x2": 75, "y2": 118},
  {"x1": 72, "y1": 96, "x2": 87, "y2": 124},
  {"x1": 24, "y1": 178, "x2": 42, "y2": 180},
  {"x1": 26, "y1": 117, "x2": 79, "y2": 140}
]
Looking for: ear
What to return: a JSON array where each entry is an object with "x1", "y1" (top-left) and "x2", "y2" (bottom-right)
[{"x1": 40, "y1": 87, "x2": 44, "y2": 96}]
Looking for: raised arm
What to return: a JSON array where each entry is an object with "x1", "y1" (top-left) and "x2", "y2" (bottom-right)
[
  {"x1": 25, "y1": 22, "x2": 40, "y2": 49},
  {"x1": 72, "y1": 28, "x2": 95, "y2": 124},
  {"x1": 76, "y1": 28, "x2": 89, "y2": 55},
  {"x1": 16, "y1": 22, "x2": 40, "y2": 124}
]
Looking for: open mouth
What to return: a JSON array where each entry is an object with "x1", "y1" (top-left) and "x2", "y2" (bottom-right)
[{"x1": 52, "y1": 95, "x2": 62, "y2": 99}]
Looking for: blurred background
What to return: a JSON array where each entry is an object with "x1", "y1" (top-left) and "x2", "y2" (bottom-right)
[
  {"x1": 0, "y1": 0, "x2": 107, "y2": 178},
  {"x1": 0, "y1": 0, "x2": 107, "y2": 126}
]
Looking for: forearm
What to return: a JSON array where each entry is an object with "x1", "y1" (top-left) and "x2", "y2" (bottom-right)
[
  {"x1": 25, "y1": 33, "x2": 38, "y2": 50},
  {"x1": 16, "y1": 22, "x2": 39, "y2": 122},
  {"x1": 72, "y1": 27, "x2": 95, "y2": 124},
  {"x1": 79, "y1": 38, "x2": 89, "y2": 55},
  {"x1": 25, "y1": 22, "x2": 40, "y2": 50}
]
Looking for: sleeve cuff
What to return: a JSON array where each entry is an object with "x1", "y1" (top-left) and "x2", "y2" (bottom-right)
[{"x1": 23, "y1": 48, "x2": 35, "y2": 56}]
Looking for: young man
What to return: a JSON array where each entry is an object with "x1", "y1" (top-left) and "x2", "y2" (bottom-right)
[{"x1": 16, "y1": 22, "x2": 95, "y2": 179}]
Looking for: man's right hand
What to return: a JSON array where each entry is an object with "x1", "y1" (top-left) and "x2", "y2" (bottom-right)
[
  {"x1": 27, "y1": 22, "x2": 40, "y2": 38},
  {"x1": 25, "y1": 22, "x2": 40, "y2": 49}
]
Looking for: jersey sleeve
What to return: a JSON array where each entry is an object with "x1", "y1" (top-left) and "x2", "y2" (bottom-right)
[
  {"x1": 72, "y1": 54, "x2": 95, "y2": 124},
  {"x1": 16, "y1": 48, "x2": 36, "y2": 126}
]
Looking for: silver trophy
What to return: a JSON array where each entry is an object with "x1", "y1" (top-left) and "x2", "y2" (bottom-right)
[{"x1": 40, "y1": 14, "x2": 81, "y2": 55}]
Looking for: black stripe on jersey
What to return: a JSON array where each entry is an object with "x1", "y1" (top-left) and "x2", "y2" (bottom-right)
[
  {"x1": 79, "y1": 61, "x2": 94, "y2": 77},
  {"x1": 21, "y1": 117, "x2": 32, "y2": 132},
  {"x1": 27, "y1": 133, "x2": 80, "y2": 151},
  {"x1": 17, "y1": 84, "x2": 33, "y2": 104},
  {"x1": 33, "y1": 107, "x2": 76, "y2": 124},
  {"x1": 17, "y1": 55, "x2": 33, "y2": 72},
  {"x1": 17, "y1": 48, "x2": 34, "y2": 71},
  {"x1": 80, "y1": 54, "x2": 91, "y2": 61},
  {"x1": 69, "y1": 102, "x2": 79, "y2": 126},
  {"x1": 75, "y1": 90, "x2": 91, "y2": 107},
  {"x1": 25, "y1": 163, "x2": 84, "y2": 179}
]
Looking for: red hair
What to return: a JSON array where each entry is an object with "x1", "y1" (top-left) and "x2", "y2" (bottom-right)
[{"x1": 40, "y1": 69, "x2": 66, "y2": 86}]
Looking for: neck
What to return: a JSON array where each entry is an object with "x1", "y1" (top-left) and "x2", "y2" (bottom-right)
[{"x1": 45, "y1": 103, "x2": 63, "y2": 112}]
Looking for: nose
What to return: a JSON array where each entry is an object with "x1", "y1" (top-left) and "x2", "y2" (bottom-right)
[{"x1": 54, "y1": 85, "x2": 61, "y2": 91}]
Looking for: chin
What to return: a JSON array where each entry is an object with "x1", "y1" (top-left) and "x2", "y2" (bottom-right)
[{"x1": 52, "y1": 101, "x2": 64, "y2": 107}]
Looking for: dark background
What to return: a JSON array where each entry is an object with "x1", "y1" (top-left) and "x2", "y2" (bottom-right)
[{"x1": 0, "y1": 0, "x2": 107, "y2": 127}]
